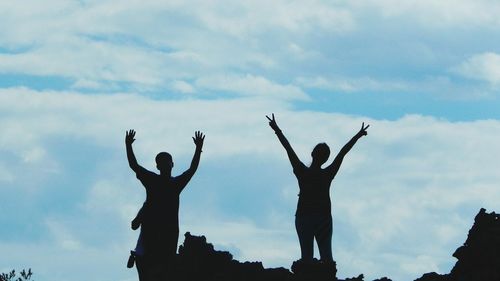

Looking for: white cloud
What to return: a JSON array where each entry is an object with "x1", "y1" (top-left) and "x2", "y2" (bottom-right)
[
  {"x1": 2, "y1": 0, "x2": 499, "y2": 102},
  {"x1": 0, "y1": 0, "x2": 354, "y2": 93},
  {"x1": 352, "y1": 0, "x2": 500, "y2": 28},
  {"x1": 45, "y1": 219, "x2": 82, "y2": 251},
  {"x1": 193, "y1": 0, "x2": 355, "y2": 36},
  {"x1": 296, "y1": 76, "x2": 409, "y2": 92},
  {"x1": 83, "y1": 180, "x2": 142, "y2": 222},
  {"x1": 71, "y1": 79, "x2": 110, "y2": 91},
  {"x1": 171, "y1": 80, "x2": 195, "y2": 94},
  {"x1": 196, "y1": 74, "x2": 310, "y2": 100},
  {"x1": 0, "y1": 38, "x2": 171, "y2": 86},
  {"x1": 453, "y1": 52, "x2": 500, "y2": 85},
  {"x1": 21, "y1": 147, "x2": 47, "y2": 164},
  {"x1": 4, "y1": 1, "x2": 500, "y2": 280},
  {"x1": 182, "y1": 217, "x2": 297, "y2": 266},
  {"x1": 2, "y1": 89, "x2": 500, "y2": 281}
]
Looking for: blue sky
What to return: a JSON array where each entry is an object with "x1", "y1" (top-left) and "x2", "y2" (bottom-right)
[{"x1": 1, "y1": 1, "x2": 500, "y2": 281}]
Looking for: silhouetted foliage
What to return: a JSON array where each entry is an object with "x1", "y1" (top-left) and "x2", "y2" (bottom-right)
[{"x1": 0, "y1": 269, "x2": 33, "y2": 281}]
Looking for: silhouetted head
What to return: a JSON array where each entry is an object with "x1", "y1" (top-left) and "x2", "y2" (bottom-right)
[
  {"x1": 311, "y1": 143, "x2": 330, "y2": 166},
  {"x1": 156, "y1": 152, "x2": 173, "y2": 173}
]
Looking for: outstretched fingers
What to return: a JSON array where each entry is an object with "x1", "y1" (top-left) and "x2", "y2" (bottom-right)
[
  {"x1": 266, "y1": 113, "x2": 276, "y2": 121},
  {"x1": 359, "y1": 122, "x2": 370, "y2": 136},
  {"x1": 195, "y1": 130, "x2": 205, "y2": 140},
  {"x1": 360, "y1": 122, "x2": 370, "y2": 130},
  {"x1": 125, "y1": 129, "x2": 136, "y2": 144},
  {"x1": 193, "y1": 131, "x2": 205, "y2": 149}
]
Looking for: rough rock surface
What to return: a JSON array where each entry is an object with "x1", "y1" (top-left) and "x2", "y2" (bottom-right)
[
  {"x1": 161, "y1": 208, "x2": 498, "y2": 281},
  {"x1": 416, "y1": 208, "x2": 500, "y2": 281},
  {"x1": 169, "y1": 232, "x2": 382, "y2": 281}
]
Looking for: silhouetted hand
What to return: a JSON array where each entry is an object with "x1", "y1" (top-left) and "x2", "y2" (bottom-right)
[
  {"x1": 266, "y1": 113, "x2": 280, "y2": 132},
  {"x1": 357, "y1": 122, "x2": 370, "y2": 137},
  {"x1": 193, "y1": 131, "x2": 205, "y2": 150},
  {"x1": 125, "y1": 129, "x2": 136, "y2": 145},
  {"x1": 131, "y1": 217, "x2": 140, "y2": 230}
]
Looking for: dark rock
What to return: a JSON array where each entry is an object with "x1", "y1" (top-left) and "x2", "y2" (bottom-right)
[
  {"x1": 172, "y1": 232, "x2": 292, "y2": 281},
  {"x1": 415, "y1": 208, "x2": 500, "y2": 281},
  {"x1": 414, "y1": 272, "x2": 449, "y2": 281},
  {"x1": 449, "y1": 208, "x2": 500, "y2": 281},
  {"x1": 372, "y1": 277, "x2": 392, "y2": 281},
  {"x1": 170, "y1": 232, "x2": 364, "y2": 281},
  {"x1": 154, "y1": 208, "x2": 500, "y2": 281},
  {"x1": 341, "y1": 274, "x2": 364, "y2": 281},
  {"x1": 291, "y1": 258, "x2": 337, "y2": 281}
]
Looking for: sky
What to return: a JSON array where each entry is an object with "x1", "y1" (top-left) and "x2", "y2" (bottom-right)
[{"x1": 1, "y1": 1, "x2": 500, "y2": 280}]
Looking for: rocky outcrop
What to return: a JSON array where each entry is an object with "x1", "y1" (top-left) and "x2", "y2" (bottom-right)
[
  {"x1": 172, "y1": 232, "x2": 291, "y2": 281},
  {"x1": 170, "y1": 232, "x2": 384, "y2": 281},
  {"x1": 155, "y1": 208, "x2": 499, "y2": 281},
  {"x1": 416, "y1": 208, "x2": 500, "y2": 281}
]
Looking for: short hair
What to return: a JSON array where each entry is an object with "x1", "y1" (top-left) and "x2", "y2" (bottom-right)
[
  {"x1": 155, "y1": 152, "x2": 172, "y2": 166},
  {"x1": 312, "y1": 143, "x2": 330, "y2": 163}
]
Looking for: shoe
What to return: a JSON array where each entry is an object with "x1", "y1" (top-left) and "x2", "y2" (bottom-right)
[{"x1": 127, "y1": 251, "x2": 136, "y2": 268}]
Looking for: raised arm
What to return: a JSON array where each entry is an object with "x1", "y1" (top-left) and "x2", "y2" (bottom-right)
[
  {"x1": 125, "y1": 129, "x2": 140, "y2": 173},
  {"x1": 188, "y1": 131, "x2": 204, "y2": 174},
  {"x1": 178, "y1": 131, "x2": 205, "y2": 186},
  {"x1": 266, "y1": 114, "x2": 304, "y2": 172},
  {"x1": 326, "y1": 122, "x2": 369, "y2": 177}
]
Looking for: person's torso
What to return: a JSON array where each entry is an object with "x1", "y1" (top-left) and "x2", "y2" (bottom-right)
[
  {"x1": 142, "y1": 174, "x2": 182, "y2": 226},
  {"x1": 295, "y1": 167, "x2": 333, "y2": 215}
]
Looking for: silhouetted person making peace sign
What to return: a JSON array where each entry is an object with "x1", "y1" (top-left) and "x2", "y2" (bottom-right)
[
  {"x1": 125, "y1": 129, "x2": 205, "y2": 280},
  {"x1": 267, "y1": 114, "x2": 369, "y2": 264}
]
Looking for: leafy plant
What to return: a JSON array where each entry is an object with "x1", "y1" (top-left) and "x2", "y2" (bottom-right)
[{"x1": 0, "y1": 269, "x2": 33, "y2": 281}]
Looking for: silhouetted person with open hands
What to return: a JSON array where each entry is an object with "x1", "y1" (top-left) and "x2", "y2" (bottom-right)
[
  {"x1": 266, "y1": 114, "x2": 369, "y2": 264},
  {"x1": 126, "y1": 129, "x2": 205, "y2": 281}
]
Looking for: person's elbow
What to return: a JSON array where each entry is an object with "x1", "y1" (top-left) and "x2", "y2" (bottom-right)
[
  {"x1": 129, "y1": 162, "x2": 139, "y2": 172},
  {"x1": 187, "y1": 165, "x2": 198, "y2": 175}
]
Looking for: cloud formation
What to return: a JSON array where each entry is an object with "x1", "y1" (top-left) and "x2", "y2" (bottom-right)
[
  {"x1": 2, "y1": 1, "x2": 500, "y2": 281},
  {"x1": 2, "y1": 0, "x2": 500, "y2": 103},
  {"x1": 453, "y1": 52, "x2": 500, "y2": 85},
  {"x1": 2, "y1": 89, "x2": 500, "y2": 281}
]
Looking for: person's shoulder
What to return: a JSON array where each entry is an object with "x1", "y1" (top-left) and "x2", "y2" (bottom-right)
[
  {"x1": 172, "y1": 172, "x2": 188, "y2": 182},
  {"x1": 293, "y1": 164, "x2": 308, "y2": 176},
  {"x1": 137, "y1": 166, "x2": 158, "y2": 178},
  {"x1": 320, "y1": 167, "x2": 336, "y2": 180}
]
